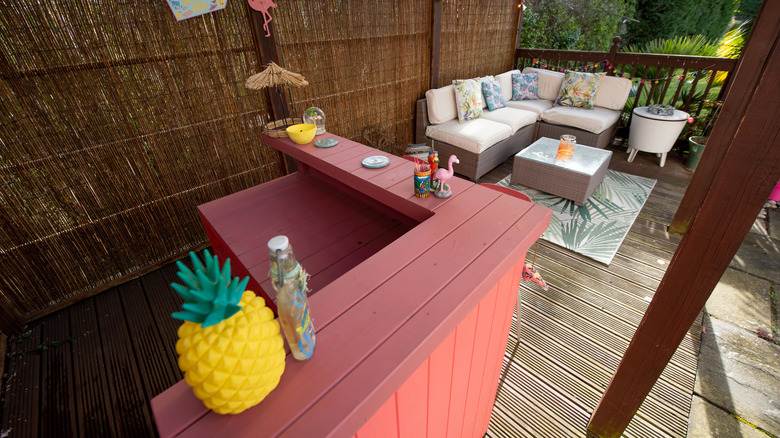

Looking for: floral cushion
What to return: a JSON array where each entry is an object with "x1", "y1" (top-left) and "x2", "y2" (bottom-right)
[
  {"x1": 511, "y1": 72, "x2": 538, "y2": 100},
  {"x1": 481, "y1": 78, "x2": 506, "y2": 111},
  {"x1": 555, "y1": 71, "x2": 605, "y2": 109},
  {"x1": 452, "y1": 79, "x2": 484, "y2": 122}
]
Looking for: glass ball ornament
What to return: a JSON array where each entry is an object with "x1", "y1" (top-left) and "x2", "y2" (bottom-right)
[{"x1": 303, "y1": 107, "x2": 326, "y2": 135}]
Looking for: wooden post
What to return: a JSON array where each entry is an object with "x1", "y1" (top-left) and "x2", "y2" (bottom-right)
[
  {"x1": 430, "y1": 1, "x2": 442, "y2": 90},
  {"x1": 605, "y1": 36, "x2": 620, "y2": 76},
  {"x1": 245, "y1": 4, "x2": 295, "y2": 174},
  {"x1": 513, "y1": 1, "x2": 525, "y2": 70},
  {"x1": 669, "y1": 0, "x2": 779, "y2": 234},
  {"x1": 587, "y1": 4, "x2": 780, "y2": 436}
]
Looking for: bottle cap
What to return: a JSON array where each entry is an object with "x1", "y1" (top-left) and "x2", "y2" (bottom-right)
[{"x1": 268, "y1": 235, "x2": 289, "y2": 253}]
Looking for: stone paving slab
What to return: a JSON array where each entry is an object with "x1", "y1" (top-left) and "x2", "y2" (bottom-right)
[
  {"x1": 705, "y1": 267, "x2": 774, "y2": 334},
  {"x1": 694, "y1": 315, "x2": 780, "y2": 436},
  {"x1": 730, "y1": 232, "x2": 780, "y2": 285},
  {"x1": 688, "y1": 395, "x2": 770, "y2": 438},
  {"x1": 769, "y1": 207, "x2": 780, "y2": 241}
]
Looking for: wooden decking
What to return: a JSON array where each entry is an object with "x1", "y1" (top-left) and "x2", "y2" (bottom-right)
[
  {"x1": 1, "y1": 145, "x2": 698, "y2": 437},
  {"x1": 484, "y1": 146, "x2": 699, "y2": 438}
]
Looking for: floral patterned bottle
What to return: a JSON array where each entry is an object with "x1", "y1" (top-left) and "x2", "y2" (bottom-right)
[{"x1": 268, "y1": 235, "x2": 315, "y2": 360}]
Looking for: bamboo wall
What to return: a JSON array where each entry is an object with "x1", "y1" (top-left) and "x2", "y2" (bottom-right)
[
  {"x1": 439, "y1": 1, "x2": 521, "y2": 85},
  {"x1": 0, "y1": 0, "x2": 520, "y2": 332}
]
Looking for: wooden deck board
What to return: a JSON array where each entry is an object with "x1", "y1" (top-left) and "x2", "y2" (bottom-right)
[
  {"x1": 93, "y1": 288, "x2": 157, "y2": 435},
  {"x1": 484, "y1": 148, "x2": 701, "y2": 438},
  {"x1": 1, "y1": 145, "x2": 705, "y2": 437},
  {"x1": 39, "y1": 309, "x2": 77, "y2": 438}
]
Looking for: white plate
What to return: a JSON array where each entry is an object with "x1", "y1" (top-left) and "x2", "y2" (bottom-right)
[{"x1": 362, "y1": 156, "x2": 390, "y2": 168}]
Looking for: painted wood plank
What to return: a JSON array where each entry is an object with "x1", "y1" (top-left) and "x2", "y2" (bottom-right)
[
  {"x1": 174, "y1": 191, "x2": 547, "y2": 437},
  {"x1": 120, "y1": 278, "x2": 182, "y2": 398},
  {"x1": 264, "y1": 135, "x2": 433, "y2": 222},
  {"x1": 70, "y1": 297, "x2": 117, "y2": 437},
  {"x1": 1, "y1": 323, "x2": 41, "y2": 438},
  {"x1": 94, "y1": 288, "x2": 157, "y2": 435},
  {"x1": 151, "y1": 380, "x2": 211, "y2": 438},
  {"x1": 460, "y1": 278, "x2": 501, "y2": 437},
  {"x1": 151, "y1": 185, "x2": 503, "y2": 438},
  {"x1": 39, "y1": 308, "x2": 78, "y2": 438},
  {"x1": 353, "y1": 393, "x2": 398, "y2": 438},
  {"x1": 304, "y1": 222, "x2": 411, "y2": 293},
  {"x1": 395, "y1": 359, "x2": 429, "y2": 438},
  {"x1": 141, "y1": 262, "x2": 186, "y2": 379},
  {"x1": 278, "y1": 207, "x2": 551, "y2": 438},
  {"x1": 473, "y1": 265, "x2": 521, "y2": 437},
  {"x1": 446, "y1": 305, "x2": 479, "y2": 437},
  {"x1": 427, "y1": 330, "x2": 456, "y2": 438}
]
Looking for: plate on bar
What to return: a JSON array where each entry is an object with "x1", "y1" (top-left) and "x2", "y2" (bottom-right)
[
  {"x1": 315, "y1": 138, "x2": 338, "y2": 148},
  {"x1": 362, "y1": 156, "x2": 390, "y2": 169}
]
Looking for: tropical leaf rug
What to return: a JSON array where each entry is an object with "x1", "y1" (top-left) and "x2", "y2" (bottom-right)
[{"x1": 497, "y1": 170, "x2": 656, "y2": 265}]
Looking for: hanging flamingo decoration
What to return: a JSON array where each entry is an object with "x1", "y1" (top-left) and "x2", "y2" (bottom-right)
[
  {"x1": 248, "y1": 0, "x2": 277, "y2": 37},
  {"x1": 432, "y1": 155, "x2": 459, "y2": 198}
]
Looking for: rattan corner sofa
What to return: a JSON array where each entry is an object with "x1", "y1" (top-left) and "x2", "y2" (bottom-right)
[{"x1": 415, "y1": 68, "x2": 632, "y2": 181}]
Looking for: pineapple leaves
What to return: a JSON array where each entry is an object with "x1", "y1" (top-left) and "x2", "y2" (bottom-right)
[{"x1": 170, "y1": 250, "x2": 250, "y2": 327}]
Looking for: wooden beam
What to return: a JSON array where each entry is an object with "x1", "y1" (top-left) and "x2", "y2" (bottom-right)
[
  {"x1": 513, "y1": 1, "x2": 525, "y2": 69},
  {"x1": 669, "y1": 0, "x2": 779, "y2": 234},
  {"x1": 587, "y1": 4, "x2": 780, "y2": 436},
  {"x1": 245, "y1": 4, "x2": 294, "y2": 174},
  {"x1": 430, "y1": 1, "x2": 442, "y2": 90}
]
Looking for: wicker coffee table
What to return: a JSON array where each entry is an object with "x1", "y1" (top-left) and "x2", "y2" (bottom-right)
[{"x1": 510, "y1": 137, "x2": 612, "y2": 205}]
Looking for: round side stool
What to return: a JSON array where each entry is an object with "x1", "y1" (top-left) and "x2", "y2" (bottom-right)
[{"x1": 627, "y1": 106, "x2": 690, "y2": 167}]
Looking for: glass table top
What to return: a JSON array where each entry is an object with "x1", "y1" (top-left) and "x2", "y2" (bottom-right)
[{"x1": 515, "y1": 137, "x2": 611, "y2": 176}]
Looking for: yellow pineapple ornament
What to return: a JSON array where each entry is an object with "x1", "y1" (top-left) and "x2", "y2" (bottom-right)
[{"x1": 171, "y1": 250, "x2": 285, "y2": 414}]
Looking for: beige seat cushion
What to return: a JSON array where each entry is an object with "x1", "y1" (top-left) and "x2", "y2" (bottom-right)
[
  {"x1": 425, "y1": 118, "x2": 512, "y2": 154},
  {"x1": 505, "y1": 99, "x2": 554, "y2": 119},
  {"x1": 540, "y1": 106, "x2": 621, "y2": 134},
  {"x1": 495, "y1": 70, "x2": 520, "y2": 103},
  {"x1": 593, "y1": 75, "x2": 632, "y2": 110},
  {"x1": 425, "y1": 85, "x2": 457, "y2": 124},
  {"x1": 480, "y1": 107, "x2": 537, "y2": 133},
  {"x1": 522, "y1": 67, "x2": 565, "y2": 101}
]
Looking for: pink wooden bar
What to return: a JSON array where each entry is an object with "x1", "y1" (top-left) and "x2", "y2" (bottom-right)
[{"x1": 151, "y1": 133, "x2": 551, "y2": 437}]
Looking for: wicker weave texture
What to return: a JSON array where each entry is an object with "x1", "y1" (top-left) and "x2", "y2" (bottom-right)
[
  {"x1": 535, "y1": 122, "x2": 616, "y2": 149},
  {"x1": 511, "y1": 146, "x2": 612, "y2": 205}
]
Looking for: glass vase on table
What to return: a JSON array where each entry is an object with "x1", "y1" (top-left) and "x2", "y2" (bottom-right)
[{"x1": 556, "y1": 135, "x2": 576, "y2": 161}]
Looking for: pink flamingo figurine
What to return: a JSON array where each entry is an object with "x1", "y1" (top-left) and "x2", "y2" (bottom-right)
[
  {"x1": 247, "y1": 0, "x2": 277, "y2": 37},
  {"x1": 432, "y1": 155, "x2": 459, "y2": 198}
]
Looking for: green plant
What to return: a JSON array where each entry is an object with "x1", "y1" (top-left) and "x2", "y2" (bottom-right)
[{"x1": 625, "y1": 0, "x2": 735, "y2": 46}]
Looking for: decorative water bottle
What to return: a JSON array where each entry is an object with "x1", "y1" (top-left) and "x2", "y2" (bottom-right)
[{"x1": 268, "y1": 235, "x2": 315, "y2": 360}]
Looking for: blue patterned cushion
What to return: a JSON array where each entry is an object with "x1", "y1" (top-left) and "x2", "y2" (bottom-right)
[
  {"x1": 512, "y1": 72, "x2": 539, "y2": 100},
  {"x1": 481, "y1": 79, "x2": 506, "y2": 111},
  {"x1": 452, "y1": 79, "x2": 484, "y2": 122},
  {"x1": 555, "y1": 71, "x2": 605, "y2": 109}
]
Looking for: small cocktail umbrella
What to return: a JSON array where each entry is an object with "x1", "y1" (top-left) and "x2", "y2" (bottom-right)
[
  {"x1": 245, "y1": 61, "x2": 309, "y2": 90},
  {"x1": 245, "y1": 62, "x2": 309, "y2": 129}
]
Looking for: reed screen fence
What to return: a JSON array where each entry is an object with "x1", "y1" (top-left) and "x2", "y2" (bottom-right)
[
  {"x1": 0, "y1": 1, "x2": 283, "y2": 331},
  {"x1": 0, "y1": 0, "x2": 522, "y2": 332}
]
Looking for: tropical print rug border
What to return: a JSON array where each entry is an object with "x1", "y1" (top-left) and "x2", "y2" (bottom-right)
[{"x1": 497, "y1": 170, "x2": 656, "y2": 265}]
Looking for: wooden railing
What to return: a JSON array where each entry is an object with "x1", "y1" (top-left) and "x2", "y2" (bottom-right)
[{"x1": 515, "y1": 37, "x2": 739, "y2": 139}]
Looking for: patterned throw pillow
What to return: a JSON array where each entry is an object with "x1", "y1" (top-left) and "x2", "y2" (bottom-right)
[
  {"x1": 452, "y1": 79, "x2": 484, "y2": 122},
  {"x1": 555, "y1": 71, "x2": 605, "y2": 109},
  {"x1": 511, "y1": 72, "x2": 539, "y2": 100},
  {"x1": 481, "y1": 78, "x2": 506, "y2": 111}
]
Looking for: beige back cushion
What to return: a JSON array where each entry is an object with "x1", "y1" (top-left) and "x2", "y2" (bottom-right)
[
  {"x1": 593, "y1": 75, "x2": 632, "y2": 110},
  {"x1": 522, "y1": 67, "x2": 564, "y2": 101},
  {"x1": 495, "y1": 70, "x2": 520, "y2": 103},
  {"x1": 425, "y1": 85, "x2": 457, "y2": 124}
]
